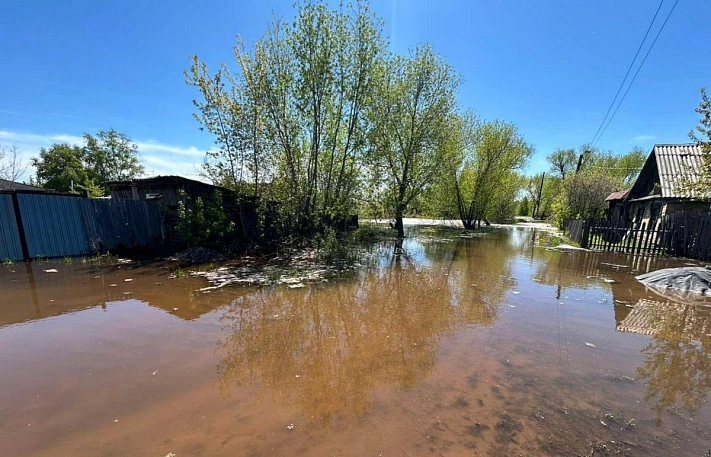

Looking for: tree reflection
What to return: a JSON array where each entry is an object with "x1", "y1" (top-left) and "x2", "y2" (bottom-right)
[
  {"x1": 631, "y1": 300, "x2": 711, "y2": 421},
  {"x1": 216, "y1": 235, "x2": 517, "y2": 422}
]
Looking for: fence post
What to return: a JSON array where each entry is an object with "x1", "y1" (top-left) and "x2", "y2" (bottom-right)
[
  {"x1": 10, "y1": 193, "x2": 30, "y2": 260},
  {"x1": 636, "y1": 222, "x2": 646, "y2": 256},
  {"x1": 581, "y1": 220, "x2": 589, "y2": 249}
]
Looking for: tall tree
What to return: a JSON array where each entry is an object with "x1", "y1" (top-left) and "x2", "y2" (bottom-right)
[
  {"x1": 83, "y1": 129, "x2": 145, "y2": 188},
  {"x1": 186, "y1": 0, "x2": 385, "y2": 233},
  {"x1": 547, "y1": 148, "x2": 577, "y2": 180},
  {"x1": 31, "y1": 144, "x2": 98, "y2": 195},
  {"x1": 453, "y1": 120, "x2": 533, "y2": 229},
  {"x1": 368, "y1": 45, "x2": 459, "y2": 237},
  {"x1": 0, "y1": 144, "x2": 26, "y2": 188}
]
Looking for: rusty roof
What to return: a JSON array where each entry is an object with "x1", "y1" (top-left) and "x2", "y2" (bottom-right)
[
  {"x1": 653, "y1": 144, "x2": 706, "y2": 198},
  {"x1": 605, "y1": 189, "x2": 630, "y2": 201}
]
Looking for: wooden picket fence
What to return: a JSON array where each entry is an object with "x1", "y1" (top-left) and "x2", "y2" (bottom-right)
[{"x1": 564, "y1": 212, "x2": 711, "y2": 260}]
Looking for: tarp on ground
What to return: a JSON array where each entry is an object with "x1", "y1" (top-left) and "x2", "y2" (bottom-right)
[{"x1": 636, "y1": 266, "x2": 711, "y2": 304}]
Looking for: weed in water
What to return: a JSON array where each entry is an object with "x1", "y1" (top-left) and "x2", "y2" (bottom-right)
[
  {"x1": 63, "y1": 256, "x2": 73, "y2": 264},
  {"x1": 2, "y1": 258, "x2": 15, "y2": 267}
]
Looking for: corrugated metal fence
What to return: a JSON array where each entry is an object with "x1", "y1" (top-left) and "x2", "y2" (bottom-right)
[
  {"x1": 0, "y1": 195, "x2": 23, "y2": 260},
  {"x1": 0, "y1": 193, "x2": 165, "y2": 261}
]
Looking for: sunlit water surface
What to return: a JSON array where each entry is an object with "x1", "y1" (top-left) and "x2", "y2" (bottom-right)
[{"x1": 1, "y1": 227, "x2": 710, "y2": 456}]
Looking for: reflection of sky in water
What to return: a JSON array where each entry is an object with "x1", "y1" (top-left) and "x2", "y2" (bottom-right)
[{"x1": 1, "y1": 226, "x2": 711, "y2": 456}]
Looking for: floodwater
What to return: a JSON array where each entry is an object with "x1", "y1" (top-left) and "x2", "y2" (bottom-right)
[{"x1": 1, "y1": 227, "x2": 710, "y2": 457}]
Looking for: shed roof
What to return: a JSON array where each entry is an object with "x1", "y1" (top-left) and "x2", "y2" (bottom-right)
[
  {"x1": 605, "y1": 189, "x2": 630, "y2": 201},
  {"x1": 106, "y1": 175, "x2": 215, "y2": 188},
  {"x1": 0, "y1": 178, "x2": 67, "y2": 194},
  {"x1": 652, "y1": 144, "x2": 705, "y2": 198}
]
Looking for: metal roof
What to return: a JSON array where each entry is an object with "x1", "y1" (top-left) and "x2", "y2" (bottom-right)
[
  {"x1": 0, "y1": 178, "x2": 48, "y2": 192},
  {"x1": 653, "y1": 144, "x2": 706, "y2": 198},
  {"x1": 605, "y1": 189, "x2": 630, "y2": 201}
]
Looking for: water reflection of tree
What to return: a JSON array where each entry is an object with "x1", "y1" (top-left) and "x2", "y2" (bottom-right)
[
  {"x1": 633, "y1": 300, "x2": 711, "y2": 421},
  {"x1": 216, "y1": 235, "x2": 518, "y2": 422}
]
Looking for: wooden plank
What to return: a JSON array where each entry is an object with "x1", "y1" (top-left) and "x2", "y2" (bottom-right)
[
  {"x1": 636, "y1": 222, "x2": 646, "y2": 256},
  {"x1": 624, "y1": 220, "x2": 634, "y2": 253}
]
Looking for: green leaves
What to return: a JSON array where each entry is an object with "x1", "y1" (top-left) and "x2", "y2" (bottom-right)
[
  {"x1": 177, "y1": 190, "x2": 235, "y2": 249},
  {"x1": 187, "y1": 0, "x2": 385, "y2": 234},
  {"x1": 367, "y1": 44, "x2": 460, "y2": 235},
  {"x1": 31, "y1": 130, "x2": 144, "y2": 196},
  {"x1": 685, "y1": 87, "x2": 711, "y2": 197},
  {"x1": 451, "y1": 119, "x2": 534, "y2": 228},
  {"x1": 83, "y1": 129, "x2": 145, "y2": 187}
]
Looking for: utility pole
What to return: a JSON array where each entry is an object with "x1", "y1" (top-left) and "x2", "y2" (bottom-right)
[
  {"x1": 575, "y1": 150, "x2": 591, "y2": 175},
  {"x1": 534, "y1": 172, "x2": 545, "y2": 219}
]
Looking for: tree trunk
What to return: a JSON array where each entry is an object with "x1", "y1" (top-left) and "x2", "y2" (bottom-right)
[{"x1": 394, "y1": 206, "x2": 405, "y2": 238}]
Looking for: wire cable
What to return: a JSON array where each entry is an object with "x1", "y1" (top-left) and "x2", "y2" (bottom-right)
[
  {"x1": 589, "y1": 0, "x2": 665, "y2": 147},
  {"x1": 593, "y1": 0, "x2": 680, "y2": 147}
]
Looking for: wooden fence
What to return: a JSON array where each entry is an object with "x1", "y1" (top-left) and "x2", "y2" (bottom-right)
[{"x1": 565, "y1": 212, "x2": 711, "y2": 260}]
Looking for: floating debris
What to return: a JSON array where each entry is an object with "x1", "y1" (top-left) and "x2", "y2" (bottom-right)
[
  {"x1": 512, "y1": 291, "x2": 520, "y2": 295},
  {"x1": 585, "y1": 342, "x2": 596, "y2": 348},
  {"x1": 287, "y1": 423, "x2": 294, "y2": 430},
  {"x1": 43, "y1": 269, "x2": 58, "y2": 273},
  {"x1": 124, "y1": 278, "x2": 133, "y2": 282},
  {"x1": 601, "y1": 263, "x2": 629, "y2": 269}
]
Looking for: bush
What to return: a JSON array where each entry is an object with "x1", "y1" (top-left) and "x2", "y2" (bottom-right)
[{"x1": 177, "y1": 190, "x2": 235, "y2": 250}]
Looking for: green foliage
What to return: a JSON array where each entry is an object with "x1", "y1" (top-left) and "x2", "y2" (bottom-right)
[
  {"x1": 83, "y1": 129, "x2": 145, "y2": 190},
  {"x1": 683, "y1": 87, "x2": 711, "y2": 197},
  {"x1": 177, "y1": 190, "x2": 236, "y2": 250},
  {"x1": 547, "y1": 148, "x2": 577, "y2": 180},
  {"x1": 550, "y1": 171, "x2": 620, "y2": 227},
  {"x1": 517, "y1": 196, "x2": 530, "y2": 217},
  {"x1": 450, "y1": 118, "x2": 534, "y2": 228},
  {"x1": 542, "y1": 144, "x2": 647, "y2": 225},
  {"x1": 31, "y1": 143, "x2": 101, "y2": 195},
  {"x1": 584, "y1": 147, "x2": 646, "y2": 187},
  {"x1": 186, "y1": 0, "x2": 385, "y2": 234},
  {"x1": 31, "y1": 129, "x2": 144, "y2": 196},
  {"x1": 487, "y1": 172, "x2": 526, "y2": 223},
  {"x1": 366, "y1": 45, "x2": 460, "y2": 236}
]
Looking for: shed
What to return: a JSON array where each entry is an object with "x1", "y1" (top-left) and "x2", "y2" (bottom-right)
[
  {"x1": 605, "y1": 189, "x2": 630, "y2": 223},
  {"x1": 107, "y1": 176, "x2": 259, "y2": 245}
]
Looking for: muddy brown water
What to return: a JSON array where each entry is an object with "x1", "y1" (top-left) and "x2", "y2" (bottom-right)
[{"x1": 1, "y1": 227, "x2": 710, "y2": 457}]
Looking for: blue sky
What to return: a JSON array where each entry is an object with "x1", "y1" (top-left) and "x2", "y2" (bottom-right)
[{"x1": 1, "y1": 0, "x2": 709, "y2": 180}]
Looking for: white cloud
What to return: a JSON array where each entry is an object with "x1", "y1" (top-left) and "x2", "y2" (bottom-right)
[
  {"x1": 0, "y1": 129, "x2": 208, "y2": 181},
  {"x1": 633, "y1": 135, "x2": 656, "y2": 142}
]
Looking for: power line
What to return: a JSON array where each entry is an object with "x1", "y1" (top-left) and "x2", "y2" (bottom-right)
[
  {"x1": 592, "y1": 0, "x2": 680, "y2": 147},
  {"x1": 589, "y1": 0, "x2": 665, "y2": 147}
]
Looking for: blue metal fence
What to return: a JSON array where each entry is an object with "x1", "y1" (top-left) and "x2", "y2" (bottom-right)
[
  {"x1": 0, "y1": 193, "x2": 165, "y2": 260},
  {"x1": 18, "y1": 193, "x2": 90, "y2": 258},
  {"x1": 0, "y1": 195, "x2": 23, "y2": 261}
]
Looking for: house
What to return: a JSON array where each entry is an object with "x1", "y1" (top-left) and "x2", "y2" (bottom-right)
[
  {"x1": 107, "y1": 176, "x2": 259, "y2": 244},
  {"x1": 611, "y1": 144, "x2": 709, "y2": 226}
]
